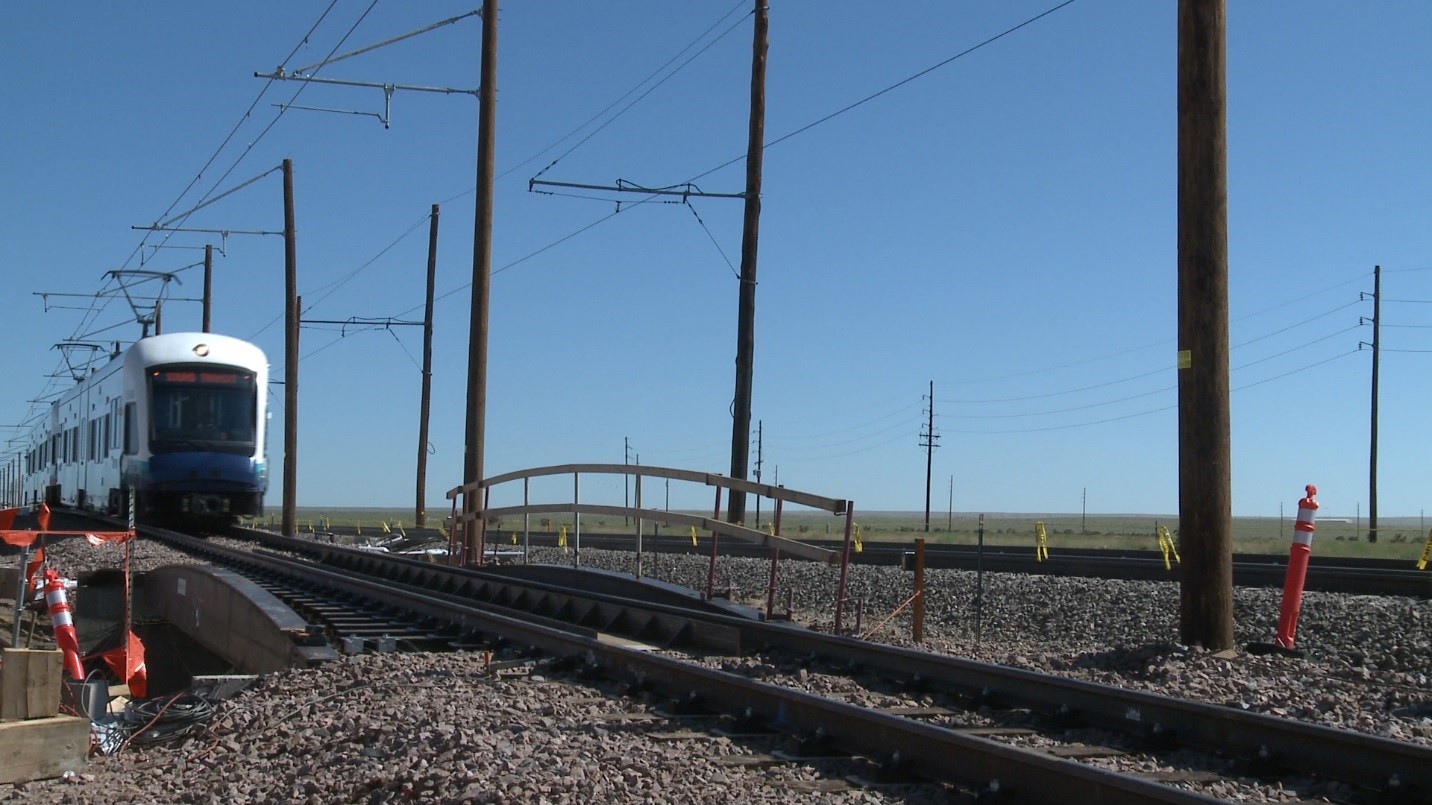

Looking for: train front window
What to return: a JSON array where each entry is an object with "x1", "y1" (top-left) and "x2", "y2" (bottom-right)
[{"x1": 148, "y1": 366, "x2": 257, "y2": 455}]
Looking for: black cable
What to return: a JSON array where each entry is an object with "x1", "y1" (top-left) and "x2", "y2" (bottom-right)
[
  {"x1": 523, "y1": 0, "x2": 751, "y2": 184},
  {"x1": 119, "y1": 693, "x2": 218, "y2": 747},
  {"x1": 686, "y1": 0, "x2": 1081, "y2": 186}
]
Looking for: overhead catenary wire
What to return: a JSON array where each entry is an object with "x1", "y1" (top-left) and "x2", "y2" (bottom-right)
[
  {"x1": 684, "y1": 0, "x2": 1081, "y2": 187},
  {"x1": 16, "y1": 0, "x2": 363, "y2": 414},
  {"x1": 523, "y1": 0, "x2": 752, "y2": 184},
  {"x1": 292, "y1": 1, "x2": 1089, "y2": 363}
]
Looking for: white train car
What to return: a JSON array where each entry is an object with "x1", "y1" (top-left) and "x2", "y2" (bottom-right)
[{"x1": 21, "y1": 332, "x2": 269, "y2": 521}]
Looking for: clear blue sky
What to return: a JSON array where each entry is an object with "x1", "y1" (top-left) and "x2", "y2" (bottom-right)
[{"x1": 4, "y1": 2, "x2": 1430, "y2": 520}]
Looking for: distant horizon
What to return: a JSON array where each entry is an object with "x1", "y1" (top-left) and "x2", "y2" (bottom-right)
[{"x1": 271, "y1": 505, "x2": 1431, "y2": 525}]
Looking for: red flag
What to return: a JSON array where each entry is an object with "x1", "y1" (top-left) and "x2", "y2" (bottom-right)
[
  {"x1": 0, "y1": 508, "x2": 15, "y2": 530},
  {"x1": 37, "y1": 503, "x2": 50, "y2": 532},
  {"x1": 97, "y1": 630, "x2": 147, "y2": 699},
  {"x1": 24, "y1": 544, "x2": 44, "y2": 597},
  {"x1": 0, "y1": 530, "x2": 39, "y2": 548},
  {"x1": 84, "y1": 531, "x2": 136, "y2": 546}
]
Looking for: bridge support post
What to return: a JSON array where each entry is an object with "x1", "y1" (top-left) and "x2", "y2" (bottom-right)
[
  {"x1": 706, "y1": 486, "x2": 722, "y2": 601},
  {"x1": 834, "y1": 501, "x2": 855, "y2": 634},
  {"x1": 765, "y1": 548, "x2": 780, "y2": 620},
  {"x1": 912, "y1": 538, "x2": 925, "y2": 643}
]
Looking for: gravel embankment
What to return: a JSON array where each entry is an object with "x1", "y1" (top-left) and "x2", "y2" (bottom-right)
[{"x1": 0, "y1": 537, "x2": 1426, "y2": 803}]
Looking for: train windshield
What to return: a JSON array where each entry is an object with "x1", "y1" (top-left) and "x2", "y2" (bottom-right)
[{"x1": 148, "y1": 366, "x2": 258, "y2": 455}]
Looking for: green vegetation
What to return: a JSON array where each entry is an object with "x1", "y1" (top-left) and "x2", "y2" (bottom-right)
[{"x1": 251, "y1": 506, "x2": 1432, "y2": 562}]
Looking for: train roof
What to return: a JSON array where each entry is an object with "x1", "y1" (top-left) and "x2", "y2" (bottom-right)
[{"x1": 126, "y1": 332, "x2": 268, "y2": 368}]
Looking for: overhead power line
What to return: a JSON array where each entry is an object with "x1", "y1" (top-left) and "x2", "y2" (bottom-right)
[{"x1": 686, "y1": 0, "x2": 1081, "y2": 186}]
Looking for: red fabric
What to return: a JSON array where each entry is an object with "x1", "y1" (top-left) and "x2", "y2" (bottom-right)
[
  {"x1": 99, "y1": 631, "x2": 147, "y2": 699},
  {"x1": 0, "y1": 530, "x2": 39, "y2": 548},
  {"x1": 85, "y1": 530, "x2": 137, "y2": 546},
  {"x1": 24, "y1": 544, "x2": 44, "y2": 597}
]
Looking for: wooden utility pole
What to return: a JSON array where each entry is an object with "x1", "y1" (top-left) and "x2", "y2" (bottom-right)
[
  {"x1": 464, "y1": 0, "x2": 498, "y2": 560},
  {"x1": 202, "y1": 244, "x2": 213, "y2": 333},
  {"x1": 920, "y1": 381, "x2": 938, "y2": 532},
  {"x1": 282, "y1": 158, "x2": 299, "y2": 537},
  {"x1": 1367, "y1": 264, "x2": 1380, "y2": 543},
  {"x1": 727, "y1": 0, "x2": 768, "y2": 525},
  {"x1": 416, "y1": 204, "x2": 439, "y2": 527},
  {"x1": 1176, "y1": 0, "x2": 1233, "y2": 649}
]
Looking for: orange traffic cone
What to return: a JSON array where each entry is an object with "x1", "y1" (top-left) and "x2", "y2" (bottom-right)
[{"x1": 42, "y1": 570, "x2": 84, "y2": 681}]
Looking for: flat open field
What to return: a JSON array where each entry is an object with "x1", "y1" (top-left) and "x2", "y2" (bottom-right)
[{"x1": 252, "y1": 506, "x2": 1432, "y2": 562}]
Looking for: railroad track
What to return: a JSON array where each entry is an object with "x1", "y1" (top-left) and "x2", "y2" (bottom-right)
[{"x1": 122, "y1": 523, "x2": 1431, "y2": 802}]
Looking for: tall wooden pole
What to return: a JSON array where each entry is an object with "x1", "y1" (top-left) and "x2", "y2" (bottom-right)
[
  {"x1": 202, "y1": 243, "x2": 213, "y2": 333},
  {"x1": 923, "y1": 380, "x2": 935, "y2": 532},
  {"x1": 1368, "y1": 264, "x2": 1380, "y2": 542},
  {"x1": 282, "y1": 158, "x2": 299, "y2": 537},
  {"x1": 416, "y1": 204, "x2": 439, "y2": 527},
  {"x1": 727, "y1": 0, "x2": 768, "y2": 525},
  {"x1": 1176, "y1": 0, "x2": 1233, "y2": 649},
  {"x1": 464, "y1": 0, "x2": 498, "y2": 559}
]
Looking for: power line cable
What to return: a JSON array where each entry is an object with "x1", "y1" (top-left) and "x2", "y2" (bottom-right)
[
  {"x1": 937, "y1": 299, "x2": 1360, "y2": 405},
  {"x1": 1230, "y1": 299, "x2": 1361, "y2": 350},
  {"x1": 523, "y1": 0, "x2": 751, "y2": 183},
  {"x1": 939, "y1": 336, "x2": 1363, "y2": 426},
  {"x1": 942, "y1": 272, "x2": 1367, "y2": 388},
  {"x1": 768, "y1": 401, "x2": 922, "y2": 443},
  {"x1": 773, "y1": 426, "x2": 918, "y2": 462},
  {"x1": 685, "y1": 0, "x2": 1080, "y2": 186},
  {"x1": 769, "y1": 411, "x2": 925, "y2": 453},
  {"x1": 348, "y1": 2, "x2": 1081, "y2": 340},
  {"x1": 117, "y1": 1, "x2": 348, "y2": 293},
  {"x1": 684, "y1": 200, "x2": 739, "y2": 278}
]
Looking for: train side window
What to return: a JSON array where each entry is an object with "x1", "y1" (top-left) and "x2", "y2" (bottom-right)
[{"x1": 124, "y1": 403, "x2": 137, "y2": 455}]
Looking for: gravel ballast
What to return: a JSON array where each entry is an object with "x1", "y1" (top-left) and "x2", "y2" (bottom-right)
[{"x1": 0, "y1": 537, "x2": 1427, "y2": 803}]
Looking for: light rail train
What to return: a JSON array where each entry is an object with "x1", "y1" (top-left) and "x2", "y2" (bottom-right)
[{"x1": 19, "y1": 332, "x2": 269, "y2": 522}]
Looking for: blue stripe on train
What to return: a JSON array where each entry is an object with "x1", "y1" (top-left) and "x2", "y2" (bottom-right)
[{"x1": 147, "y1": 452, "x2": 263, "y2": 492}]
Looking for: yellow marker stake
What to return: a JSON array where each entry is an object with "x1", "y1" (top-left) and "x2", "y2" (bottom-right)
[
  {"x1": 1034, "y1": 521, "x2": 1049, "y2": 562},
  {"x1": 356, "y1": 524, "x2": 362, "y2": 536},
  {"x1": 558, "y1": 525, "x2": 568, "y2": 550},
  {"x1": 510, "y1": 531, "x2": 517, "y2": 545},
  {"x1": 381, "y1": 521, "x2": 391, "y2": 534},
  {"x1": 854, "y1": 524, "x2": 863, "y2": 554},
  {"x1": 1156, "y1": 525, "x2": 1181, "y2": 570},
  {"x1": 1417, "y1": 529, "x2": 1432, "y2": 571}
]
